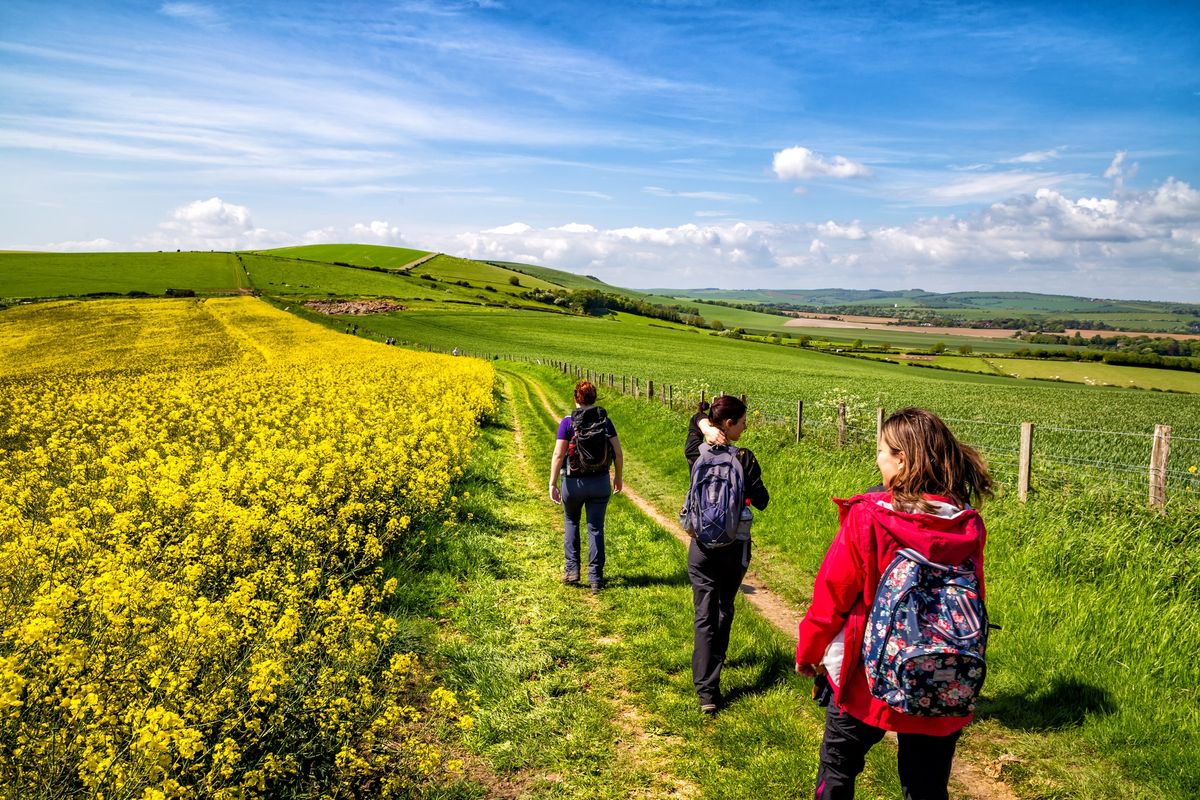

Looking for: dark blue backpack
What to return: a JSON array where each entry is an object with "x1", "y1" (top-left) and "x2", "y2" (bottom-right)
[
  {"x1": 679, "y1": 444, "x2": 746, "y2": 547},
  {"x1": 862, "y1": 548, "x2": 988, "y2": 716}
]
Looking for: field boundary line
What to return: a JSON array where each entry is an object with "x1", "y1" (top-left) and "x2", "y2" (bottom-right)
[{"x1": 513, "y1": 366, "x2": 1019, "y2": 800}]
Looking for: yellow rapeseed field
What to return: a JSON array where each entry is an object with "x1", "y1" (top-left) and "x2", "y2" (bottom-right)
[{"x1": 0, "y1": 298, "x2": 495, "y2": 798}]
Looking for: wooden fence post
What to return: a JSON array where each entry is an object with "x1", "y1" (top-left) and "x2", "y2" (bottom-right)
[
  {"x1": 876, "y1": 408, "x2": 885, "y2": 442},
  {"x1": 837, "y1": 403, "x2": 847, "y2": 448},
  {"x1": 669, "y1": 384, "x2": 674, "y2": 410},
  {"x1": 1150, "y1": 424, "x2": 1172, "y2": 510},
  {"x1": 622, "y1": 375, "x2": 626, "y2": 393},
  {"x1": 648, "y1": 380, "x2": 654, "y2": 400},
  {"x1": 796, "y1": 400, "x2": 804, "y2": 442},
  {"x1": 1018, "y1": 422, "x2": 1034, "y2": 502}
]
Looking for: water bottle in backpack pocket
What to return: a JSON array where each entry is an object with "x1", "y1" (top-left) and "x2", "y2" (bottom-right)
[{"x1": 861, "y1": 548, "x2": 989, "y2": 716}]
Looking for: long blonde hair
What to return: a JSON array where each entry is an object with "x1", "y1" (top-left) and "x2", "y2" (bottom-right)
[{"x1": 880, "y1": 407, "x2": 992, "y2": 512}]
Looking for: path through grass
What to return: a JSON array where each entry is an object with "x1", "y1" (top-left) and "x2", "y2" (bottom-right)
[{"x1": 421, "y1": 372, "x2": 910, "y2": 798}]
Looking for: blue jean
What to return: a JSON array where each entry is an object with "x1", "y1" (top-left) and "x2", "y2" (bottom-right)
[{"x1": 560, "y1": 472, "x2": 612, "y2": 582}]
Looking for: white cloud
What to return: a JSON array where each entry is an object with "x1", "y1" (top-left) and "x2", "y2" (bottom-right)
[
  {"x1": 1103, "y1": 150, "x2": 1127, "y2": 179},
  {"x1": 817, "y1": 220, "x2": 868, "y2": 240},
  {"x1": 1003, "y1": 148, "x2": 1061, "y2": 164},
  {"x1": 135, "y1": 197, "x2": 290, "y2": 250},
  {"x1": 483, "y1": 222, "x2": 533, "y2": 234},
  {"x1": 1103, "y1": 149, "x2": 1140, "y2": 191},
  {"x1": 551, "y1": 223, "x2": 598, "y2": 233},
  {"x1": 772, "y1": 146, "x2": 871, "y2": 181},
  {"x1": 350, "y1": 220, "x2": 408, "y2": 244}
]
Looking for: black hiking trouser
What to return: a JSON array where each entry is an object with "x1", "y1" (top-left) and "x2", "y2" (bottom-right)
[
  {"x1": 687, "y1": 537, "x2": 750, "y2": 706},
  {"x1": 814, "y1": 702, "x2": 961, "y2": 800}
]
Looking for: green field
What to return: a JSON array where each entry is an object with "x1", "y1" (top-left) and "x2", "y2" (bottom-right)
[
  {"x1": 779, "y1": 324, "x2": 1061, "y2": 353},
  {"x1": 987, "y1": 357, "x2": 1200, "y2": 392},
  {"x1": 241, "y1": 252, "x2": 566, "y2": 310},
  {"x1": 0, "y1": 252, "x2": 246, "y2": 298},
  {"x1": 255, "y1": 243, "x2": 430, "y2": 268}
]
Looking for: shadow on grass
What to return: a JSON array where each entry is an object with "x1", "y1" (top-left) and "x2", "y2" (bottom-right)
[
  {"x1": 723, "y1": 647, "x2": 796, "y2": 705},
  {"x1": 613, "y1": 569, "x2": 692, "y2": 589},
  {"x1": 977, "y1": 676, "x2": 1117, "y2": 731}
]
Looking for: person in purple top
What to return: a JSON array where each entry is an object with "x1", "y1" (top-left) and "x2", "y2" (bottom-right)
[{"x1": 549, "y1": 380, "x2": 624, "y2": 593}]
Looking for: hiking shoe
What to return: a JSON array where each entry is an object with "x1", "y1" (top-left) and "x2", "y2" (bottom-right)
[
  {"x1": 563, "y1": 570, "x2": 580, "y2": 584},
  {"x1": 699, "y1": 702, "x2": 718, "y2": 716},
  {"x1": 590, "y1": 580, "x2": 603, "y2": 594}
]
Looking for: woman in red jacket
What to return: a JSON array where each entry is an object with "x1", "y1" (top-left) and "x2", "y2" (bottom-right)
[{"x1": 796, "y1": 407, "x2": 992, "y2": 800}]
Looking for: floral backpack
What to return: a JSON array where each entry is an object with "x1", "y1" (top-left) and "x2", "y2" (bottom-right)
[{"x1": 861, "y1": 548, "x2": 989, "y2": 716}]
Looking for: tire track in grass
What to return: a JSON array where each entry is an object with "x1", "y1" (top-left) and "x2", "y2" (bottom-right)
[{"x1": 513, "y1": 367, "x2": 1017, "y2": 800}]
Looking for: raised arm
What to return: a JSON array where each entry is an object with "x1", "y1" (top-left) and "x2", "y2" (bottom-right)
[{"x1": 698, "y1": 416, "x2": 726, "y2": 446}]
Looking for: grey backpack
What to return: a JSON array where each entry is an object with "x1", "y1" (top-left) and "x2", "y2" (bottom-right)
[{"x1": 680, "y1": 444, "x2": 746, "y2": 547}]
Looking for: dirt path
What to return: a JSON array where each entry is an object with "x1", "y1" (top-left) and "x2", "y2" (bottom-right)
[
  {"x1": 502, "y1": 375, "x2": 700, "y2": 798},
  {"x1": 512, "y1": 368, "x2": 1018, "y2": 800}
]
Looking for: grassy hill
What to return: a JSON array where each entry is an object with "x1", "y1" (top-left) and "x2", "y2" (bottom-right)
[{"x1": 256, "y1": 243, "x2": 431, "y2": 269}]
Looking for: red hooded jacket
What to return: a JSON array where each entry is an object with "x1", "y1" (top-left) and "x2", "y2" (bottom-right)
[{"x1": 796, "y1": 492, "x2": 987, "y2": 736}]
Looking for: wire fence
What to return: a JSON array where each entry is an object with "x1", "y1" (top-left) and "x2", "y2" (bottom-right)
[{"x1": 405, "y1": 347, "x2": 1200, "y2": 513}]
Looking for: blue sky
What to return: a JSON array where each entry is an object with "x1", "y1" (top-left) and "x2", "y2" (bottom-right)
[{"x1": 1, "y1": 0, "x2": 1198, "y2": 299}]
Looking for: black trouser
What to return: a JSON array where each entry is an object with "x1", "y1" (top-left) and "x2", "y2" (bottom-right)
[
  {"x1": 815, "y1": 702, "x2": 961, "y2": 800},
  {"x1": 687, "y1": 538, "x2": 750, "y2": 705}
]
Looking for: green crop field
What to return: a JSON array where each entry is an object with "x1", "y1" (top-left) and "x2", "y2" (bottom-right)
[
  {"x1": 986, "y1": 356, "x2": 1200, "y2": 393},
  {"x1": 0, "y1": 252, "x2": 246, "y2": 298},
  {"x1": 778, "y1": 324, "x2": 1059, "y2": 353}
]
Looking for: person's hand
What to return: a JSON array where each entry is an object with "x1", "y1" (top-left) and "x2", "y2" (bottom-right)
[
  {"x1": 795, "y1": 662, "x2": 817, "y2": 677},
  {"x1": 703, "y1": 427, "x2": 727, "y2": 446},
  {"x1": 613, "y1": 476, "x2": 623, "y2": 494},
  {"x1": 549, "y1": 484, "x2": 561, "y2": 504}
]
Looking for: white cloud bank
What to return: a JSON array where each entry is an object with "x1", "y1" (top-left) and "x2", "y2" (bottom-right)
[
  {"x1": 445, "y1": 178, "x2": 1200, "y2": 300},
  {"x1": 39, "y1": 179, "x2": 1200, "y2": 301}
]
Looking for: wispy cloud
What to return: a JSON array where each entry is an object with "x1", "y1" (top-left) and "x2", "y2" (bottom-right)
[
  {"x1": 922, "y1": 171, "x2": 1078, "y2": 204},
  {"x1": 1002, "y1": 148, "x2": 1062, "y2": 164},
  {"x1": 159, "y1": 2, "x2": 223, "y2": 28},
  {"x1": 644, "y1": 186, "x2": 759, "y2": 203},
  {"x1": 552, "y1": 189, "x2": 614, "y2": 201}
]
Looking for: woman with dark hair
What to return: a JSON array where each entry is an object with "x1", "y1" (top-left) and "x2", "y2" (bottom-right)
[
  {"x1": 684, "y1": 395, "x2": 769, "y2": 714},
  {"x1": 549, "y1": 380, "x2": 623, "y2": 593},
  {"x1": 796, "y1": 407, "x2": 992, "y2": 800}
]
